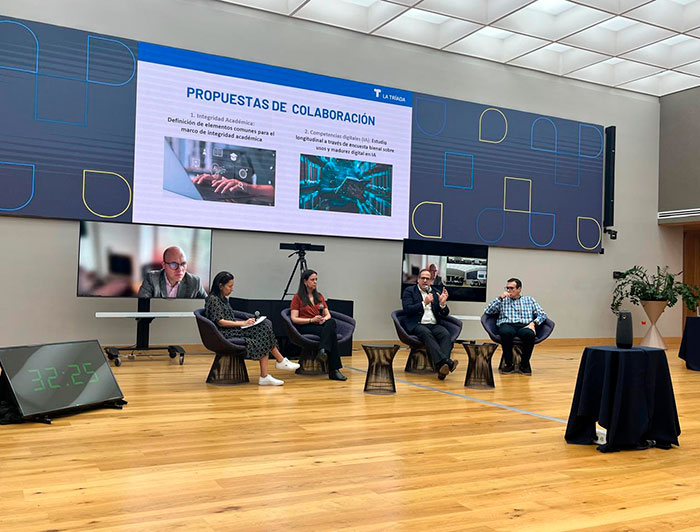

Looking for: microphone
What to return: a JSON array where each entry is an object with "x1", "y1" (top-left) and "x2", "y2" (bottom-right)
[
  {"x1": 318, "y1": 304, "x2": 324, "y2": 316},
  {"x1": 254, "y1": 310, "x2": 260, "y2": 320}
]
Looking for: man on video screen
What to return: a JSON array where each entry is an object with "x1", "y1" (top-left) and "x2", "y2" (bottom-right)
[{"x1": 138, "y1": 246, "x2": 207, "y2": 299}]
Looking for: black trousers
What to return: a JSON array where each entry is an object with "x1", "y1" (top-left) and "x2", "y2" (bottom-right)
[
  {"x1": 412, "y1": 323, "x2": 453, "y2": 366},
  {"x1": 296, "y1": 319, "x2": 342, "y2": 371},
  {"x1": 498, "y1": 323, "x2": 536, "y2": 365}
]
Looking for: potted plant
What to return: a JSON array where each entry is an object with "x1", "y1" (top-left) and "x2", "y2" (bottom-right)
[
  {"x1": 611, "y1": 265, "x2": 700, "y2": 348},
  {"x1": 611, "y1": 265, "x2": 699, "y2": 314}
]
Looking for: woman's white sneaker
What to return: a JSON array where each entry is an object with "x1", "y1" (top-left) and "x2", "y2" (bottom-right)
[
  {"x1": 259, "y1": 374, "x2": 284, "y2": 386},
  {"x1": 275, "y1": 357, "x2": 300, "y2": 371}
]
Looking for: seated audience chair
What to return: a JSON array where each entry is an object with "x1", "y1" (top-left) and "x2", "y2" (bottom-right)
[
  {"x1": 391, "y1": 309, "x2": 463, "y2": 373},
  {"x1": 194, "y1": 308, "x2": 251, "y2": 384},
  {"x1": 280, "y1": 308, "x2": 356, "y2": 375},
  {"x1": 480, "y1": 313, "x2": 555, "y2": 370}
]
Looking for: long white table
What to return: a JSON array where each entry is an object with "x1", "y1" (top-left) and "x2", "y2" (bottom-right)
[
  {"x1": 95, "y1": 312, "x2": 195, "y2": 319},
  {"x1": 95, "y1": 311, "x2": 196, "y2": 366}
]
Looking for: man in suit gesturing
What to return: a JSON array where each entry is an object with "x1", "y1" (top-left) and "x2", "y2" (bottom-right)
[{"x1": 402, "y1": 268, "x2": 459, "y2": 380}]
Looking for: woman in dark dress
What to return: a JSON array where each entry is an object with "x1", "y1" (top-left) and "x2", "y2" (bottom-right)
[
  {"x1": 205, "y1": 271, "x2": 299, "y2": 386},
  {"x1": 290, "y1": 269, "x2": 346, "y2": 381}
]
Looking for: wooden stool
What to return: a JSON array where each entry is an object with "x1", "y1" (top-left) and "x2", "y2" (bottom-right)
[
  {"x1": 460, "y1": 341, "x2": 497, "y2": 388},
  {"x1": 206, "y1": 354, "x2": 249, "y2": 385},
  {"x1": 363, "y1": 344, "x2": 399, "y2": 394}
]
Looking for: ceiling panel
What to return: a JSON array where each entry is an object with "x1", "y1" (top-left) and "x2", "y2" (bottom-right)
[
  {"x1": 446, "y1": 27, "x2": 548, "y2": 62},
  {"x1": 215, "y1": 0, "x2": 700, "y2": 95},
  {"x1": 509, "y1": 42, "x2": 608, "y2": 75}
]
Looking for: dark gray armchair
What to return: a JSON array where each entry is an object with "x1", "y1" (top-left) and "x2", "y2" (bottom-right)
[
  {"x1": 194, "y1": 308, "x2": 251, "y2": 385},
  {"x1": 391, "y1": 309, "x2": 463, "y2": 373},
  {"x1": 280, "y1": 308, "x2": 356, "y2": 375},
  {"x1": 480, "y1": 313, "x2": 555, "y2": 369}
]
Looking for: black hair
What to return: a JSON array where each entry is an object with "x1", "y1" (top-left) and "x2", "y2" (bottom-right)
[
  {"x1": 297, "y1": 269, "x2": 321, "y2": 307},
  {"x1": 507, "y1": 277, "x2": 522, "y2": 289},
  {"x1": 211, "y1": 271, "x2": 234, "y2": 298}
]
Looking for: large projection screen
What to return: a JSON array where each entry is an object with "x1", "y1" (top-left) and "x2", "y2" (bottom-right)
[{"x1": 0, "y1": 15, "x2": 605, "y2": 252}]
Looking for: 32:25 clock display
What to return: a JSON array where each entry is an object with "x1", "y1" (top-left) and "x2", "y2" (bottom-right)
[{"x1": 28, "y1": 363, "x2": 99, "y2": 391}]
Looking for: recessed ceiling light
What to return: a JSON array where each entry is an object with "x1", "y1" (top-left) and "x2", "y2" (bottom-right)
[
  {"x1": 476, "y1": 26, "x2": 513, "y2": 39},
  {"x1": 546, "y1": 43, "x2": 572, "y2": 53},
  {"x1": 403, "y1": 8, "x2": 451, "y2": 24},
  {"x1": 597, "y1": 16, "x2": 637, "y2": 32},
  {"x1": 527, "y1": 0, "x2": 576, "y2": 16},
  {"x1": 343, "y1": 0, "x2": 379, "y2": 7},
  {"x1": 662, "y1": 34, "x2": 695, "y2": 46}
]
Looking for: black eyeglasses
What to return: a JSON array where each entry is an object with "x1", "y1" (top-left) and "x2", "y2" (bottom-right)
[
  {"x1": 419, "y1": 277, "x2": 431, "y2": 281},
  {"x1": 165, "y1": 261, "x2": 187, "y2": 270},
  {"x1": 505, "y1": 286, "x2": 518, "y2": 291}
]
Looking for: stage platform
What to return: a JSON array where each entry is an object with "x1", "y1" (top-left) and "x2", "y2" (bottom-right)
[{"x1": 2, "y1": 339, "x2": 698, "y2": 531}]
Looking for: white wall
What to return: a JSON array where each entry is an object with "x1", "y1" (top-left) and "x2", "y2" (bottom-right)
[{"x1": 0, "y1": 0, "x2": 682, "y2": 346}]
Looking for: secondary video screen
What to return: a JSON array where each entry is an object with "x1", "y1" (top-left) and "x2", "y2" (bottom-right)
[
  {"x1": 164, "y1": 136, "x2": 276, "y2": 206},
  {"x1": 402, "y1": 239, "x2": 488, "y2": 302},
  {"x1": 77, "y1": 221, "x2": 212, "y2": 298},
  {"x1": 299, "y1": 154, "x2": 392, "y2": 216}
]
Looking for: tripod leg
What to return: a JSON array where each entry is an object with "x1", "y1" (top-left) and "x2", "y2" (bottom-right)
[{"x1": 281, "y1": 257, "x2": 302, "y2": 299}]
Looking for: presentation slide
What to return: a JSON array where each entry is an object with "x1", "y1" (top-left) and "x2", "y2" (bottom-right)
[{"x1": 132, "y1": 43, "x2": 413, "y2": 240}]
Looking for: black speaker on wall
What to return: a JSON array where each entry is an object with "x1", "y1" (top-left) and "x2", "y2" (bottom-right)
[
  {"x1": 603, "y1": 126, "x2": 616, "y2": 228},
  {"x1": 616, "y1": 310, "x2": 633, "y2": 349}
]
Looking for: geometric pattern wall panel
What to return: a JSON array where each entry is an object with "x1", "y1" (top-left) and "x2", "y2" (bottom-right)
[
  {"x1": 0, "y1": 16, "x2": 136, "y2": 222},
  {"x1": 410, "y1": 93, "x2": 604, "y2": 253}
]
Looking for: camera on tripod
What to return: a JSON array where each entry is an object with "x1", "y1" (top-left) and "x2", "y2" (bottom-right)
[
  {"x1": 280, "y1": 243, "x2": 325, "y2": 299},
  {"x1": 279, "y1": 243, "x2": 325, "y2": 253}
]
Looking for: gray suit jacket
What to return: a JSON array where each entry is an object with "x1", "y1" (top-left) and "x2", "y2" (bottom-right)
[{"x1": 137, "y1": 270, "x2": 207, "y2": 299}]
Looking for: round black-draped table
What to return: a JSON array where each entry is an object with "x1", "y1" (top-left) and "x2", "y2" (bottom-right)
[
  {"x1": 679, "y1": 316, "x2": 700, "y2": 370},
  {"x1": 565, "y1": 345, "x2": 680, "y2": 452}
]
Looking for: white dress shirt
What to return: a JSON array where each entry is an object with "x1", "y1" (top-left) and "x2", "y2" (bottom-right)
[{"x1": 419, "y1": 285, "x2": 437, "y2": 325}]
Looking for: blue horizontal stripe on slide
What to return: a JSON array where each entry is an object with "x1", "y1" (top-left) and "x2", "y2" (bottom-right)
[
  {"x1": 138, "y1": 42, "x2": 413, "y2": 107},
  {"x1": 345, "y1": 366, "x2": 567, "y2": 424}
]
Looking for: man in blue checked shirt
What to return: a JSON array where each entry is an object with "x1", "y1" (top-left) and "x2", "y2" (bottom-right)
[{"x1": 484, "y1": 278, "x2": 547, "y2": 376}]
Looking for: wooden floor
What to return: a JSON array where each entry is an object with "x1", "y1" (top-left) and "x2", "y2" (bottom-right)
[{"x1": 2, "y1": 341, "x2": 700, "y2": 531}]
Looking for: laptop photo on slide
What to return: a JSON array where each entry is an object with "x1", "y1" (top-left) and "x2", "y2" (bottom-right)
[
  {"x1": 163, "y1": 140, "x2": 233, "y2": 202},
  {"x1": 163, "y1": 137, "x2": 277, "y2": 206},
  {"x1": 163, "y1": 139, "x2": 205, "y2": 200}
]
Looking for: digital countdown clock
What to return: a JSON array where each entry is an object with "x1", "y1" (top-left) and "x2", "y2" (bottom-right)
[{"x1": 0, "y1": 340, "x2": 123, "y2": 418}]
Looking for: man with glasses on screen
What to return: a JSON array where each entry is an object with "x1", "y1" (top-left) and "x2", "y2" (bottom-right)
[
  {"x1": 484, "y1": 278, "x2": 547, "y2": 375},
  {"x1": 138, "y1": 246, "x2": 207, "y2": 299},
  {"x1": 402, "y1": 268, "x2": 458, "y2": 380}
]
